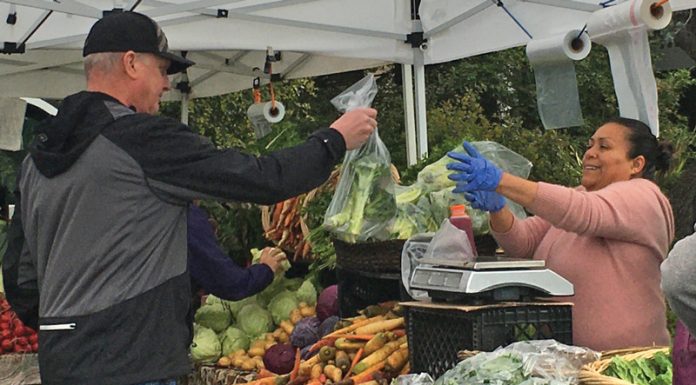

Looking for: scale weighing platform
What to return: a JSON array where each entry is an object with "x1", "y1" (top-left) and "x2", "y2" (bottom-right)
[{"x1": 409, "y1": 256, "x2": 574, "y2": 303}]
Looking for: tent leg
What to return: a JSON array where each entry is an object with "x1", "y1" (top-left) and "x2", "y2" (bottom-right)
[
  {"x1": 181, "y1": 92, "x2": 189, "y2": 125},
  {"x1": 414, "y1": 53, "x2": 428, "y2": 160},
  {"x1": 401, "y1": 64, "x2": 418, "y2": 166}
]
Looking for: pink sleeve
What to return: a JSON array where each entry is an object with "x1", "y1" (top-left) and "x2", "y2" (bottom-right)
[
  {"x1": 527, "y1": 179, "x2": 673, "y2": 248},
  {"x1": 491, "y1": 214, "x2": 552, "y2": 258}
]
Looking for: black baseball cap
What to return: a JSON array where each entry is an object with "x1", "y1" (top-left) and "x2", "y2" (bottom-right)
[{"x1": 83, "y1": 11, "x2": 194, "y2": 75}]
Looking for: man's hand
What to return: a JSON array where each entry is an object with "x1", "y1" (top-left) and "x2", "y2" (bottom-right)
[
  {"x1": 447, "y1": 141, "x2": 503, "y2": 192},
  {"x1": 330, "y1": 107, "x2": 378, "y2": 150},
  {"x1": 259, "y1": 247, "x2": 287, "y2": 273},
  {"x1": 462, "y1": 191, "x2": 506, "y2": 213}
]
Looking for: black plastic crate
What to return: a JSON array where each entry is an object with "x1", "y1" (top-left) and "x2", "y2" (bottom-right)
[
  {"x1": 336, "y1": 267, "x2": 411, "y2": 317},
  {"x1": 404, "y1": 302, "x2": 572, "y2": 378}
]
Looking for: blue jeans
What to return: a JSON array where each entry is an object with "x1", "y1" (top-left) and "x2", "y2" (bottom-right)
[{"x1": 133, "y1": 380, "x2": 177, "y2": 385}]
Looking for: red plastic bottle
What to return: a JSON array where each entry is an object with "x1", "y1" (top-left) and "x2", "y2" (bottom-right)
[{"x1": 449, "y1": 204, "x2": 477, "y2": 256}]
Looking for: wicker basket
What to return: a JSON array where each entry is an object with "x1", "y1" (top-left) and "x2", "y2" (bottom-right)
[
  {"x1": 578, "y1": 346, "x2": 670, "y2": 385},
  {"x1": 333, "y1": 238, "x2": 406, "y2": 272}
]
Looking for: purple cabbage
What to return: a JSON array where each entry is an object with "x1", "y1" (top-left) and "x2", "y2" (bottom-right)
[
  {"x1": 316, "y1": 285, "x2": 339, "y2": 321},
  {"x1": 319, "y1": 316, "x2": 340, "y2": 337},
  {"x1": 290, "y1": 316, "x2": 320, "y2": 348}
]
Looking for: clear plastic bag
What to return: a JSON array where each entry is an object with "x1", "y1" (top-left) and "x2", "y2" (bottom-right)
[
  {"x1": 393, "y1": 373, "x2": 435, "y2": 385},
  {"x1": 423, "y1": 219, "x2": 476, "y2": 262},
  {"x1": 415, "y1": 141, "x2": 531, "y2": 235},
  {"x1": 434, "y1": 340, "x2": 600, "y2": 385},
  {"x1": 401, "y1": 233, "x2": 433, "y2": 300},
  {"x1": 323, "y1": 74, "x2": 397, "y2": 243}
]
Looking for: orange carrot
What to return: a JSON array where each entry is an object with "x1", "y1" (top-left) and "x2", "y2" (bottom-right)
[
  {"x1": 392, "y1": 329, "x2": 406, "y2": 338},
  {"x1": 258, "y1": 368, "x2": 278, "y2": 379},
  {"x1": 243, "y1": 375, "x2": 284, "y2": 385},
  {"x1": 326, "y1": 316, "x2": 385, "y2": 338},
  {"x1": 309, "y1": 337, "x2": 337, "y2": 352},
  {"x1": 290, "y1": 347, "x2": 302, "y2": 381},
  {"x1": 349, "y1": 362, "x2": 385, "y2": 384},
  {"x1": 330, "y1": 334, "x2": 375, "y2": 341},
  {"x1": 319, "y1": 374, "x2": 327, "y2": 384},
  {"x1": 399, "y1": 362, "x2": 410, "y2": 376},
  {"x1": 345, "y1": 348, "x2": 364, "y2": 379}
]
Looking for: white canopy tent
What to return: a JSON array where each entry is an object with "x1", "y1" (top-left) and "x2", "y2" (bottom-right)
[{"x1": 2, "y1": 0, "x2": 695, "y2": 164}]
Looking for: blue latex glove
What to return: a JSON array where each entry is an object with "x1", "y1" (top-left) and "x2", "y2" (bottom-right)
[
  {"x1": 463, "y1": 191, "x2": 505, "y2": 213},
  {"x1": 447, "y1": 141, "x2": 503, "y2": 192}
]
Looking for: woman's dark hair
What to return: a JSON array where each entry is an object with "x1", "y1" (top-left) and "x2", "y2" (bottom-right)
[{"x1": 605, "y1": 117, "x2": 673, "y2": 180}]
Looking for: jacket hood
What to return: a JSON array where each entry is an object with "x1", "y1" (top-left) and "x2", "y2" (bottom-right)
[{"x1": 28, "y1": 91, "x2": 125, "y2": 178}]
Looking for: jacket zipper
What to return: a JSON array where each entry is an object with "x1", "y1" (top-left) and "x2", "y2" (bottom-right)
[{"x1": 39, "y1": 323, "x2": 76, "y2": 331}]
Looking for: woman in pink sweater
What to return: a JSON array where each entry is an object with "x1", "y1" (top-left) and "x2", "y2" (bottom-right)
[{"x1": 447, "y1": 117, "x2": 674, "y2": 351}]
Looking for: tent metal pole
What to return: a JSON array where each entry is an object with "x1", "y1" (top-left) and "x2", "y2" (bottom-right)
[
  {"x1": 414, "y1": 50, "x2": 428, "y2": 160},
  {"x1": 401, "y1": 64, "x2": 417, "y2": 166},
  {"x1": 181, "y1": 92, "x2": 190, "y2": 125}
]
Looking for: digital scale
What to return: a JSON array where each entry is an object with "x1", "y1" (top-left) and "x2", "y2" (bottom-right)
[{"x1": 409, "y1": 256, "x2": 574, "y2": 303}]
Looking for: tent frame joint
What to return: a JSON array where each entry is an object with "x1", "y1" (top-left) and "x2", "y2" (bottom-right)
[
  {"x1": 1, "y1": 42, "x2": 25, "y2": 54},
  {"x1": 175, "y1": 80, "x2": 191, "y2": 94},
  {"x1": 406, "y1": 32, "x2": 427, "y2": 49},
  {"x1": 6, "y1": 11, "x2": 17, "y2": 25}
]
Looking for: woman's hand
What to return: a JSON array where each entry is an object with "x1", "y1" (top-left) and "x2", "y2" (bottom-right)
[
  {"x1": 259, "y1": 247, "x2": 287, "y2": 273},
  {"x1": 447, "y1": 141, "x2": 503, "y2": 192},
  {"x1": 464, "y1": 191, "x2": 506, "y2": 213}
]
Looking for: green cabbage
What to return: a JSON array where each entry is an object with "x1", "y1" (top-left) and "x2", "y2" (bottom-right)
[
  {"x1": 268, "y1": 290, "x2": 300, "y2": 325},
  {"x1": 194, "y1": 303, "x2": 231, "y2": 333},
  {"x1": 205, "y1": 294, "x2": 222, "y2": 306},
  {"x1": 238, "y1": 303, "x2": 273, "y2": 338},
  {"x1": 191, "y1": 325, "x2": 221, "y2": 364},
  {"x1": 221, "y1": 327, "x2": 250, "y2": 356},
  {"x1": 226, "y1": 296, "x2": 258, "y2": 318},
  {"x1": 282, "y1": 278, "x2": 303, "y2": 292},
  {"x1": 296, "y1": 280, "x2": 317, "y2": 305}
]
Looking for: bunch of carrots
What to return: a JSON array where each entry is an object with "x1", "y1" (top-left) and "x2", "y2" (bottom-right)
[
  {"x1": 262, "y1": 170, "x2": 340, "y2": 261},
  {"x1": 243, "y1": 310, "x2": 409, "y2": 385}
]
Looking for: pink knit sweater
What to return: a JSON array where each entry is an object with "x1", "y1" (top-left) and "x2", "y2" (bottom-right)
[{"x1": 492, "y1": 178, "x2": 674, "y2": 351}]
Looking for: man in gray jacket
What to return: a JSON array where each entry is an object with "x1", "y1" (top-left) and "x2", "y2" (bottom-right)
[{"x1": 2, "y1": 11, "x2": 377, "y2": 385}]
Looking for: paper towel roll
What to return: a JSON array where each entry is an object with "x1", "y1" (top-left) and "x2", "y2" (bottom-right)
[
  {"x1": 247, "y1": 101, "x2": 285, "y2": 139},
  {"x1": 588, "y1": 0, "x2": 672, "y2": 42},
  {"x1": 585, "y1": 0, "x2": 672, "y2": 137},
  {"x1": 526, "y1": 29, "x2": 591, "y2": 63},
  {"x1": 247, "y1": 101, "x2": 285, "y2": 124},
  {"x1": 526, "y1": 30, "x2": 591, "y2": 129}
]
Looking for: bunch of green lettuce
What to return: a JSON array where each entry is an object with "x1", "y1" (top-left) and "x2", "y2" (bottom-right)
[{"x1": 603, "y1": 352, "x2": 672, "y2": 385}]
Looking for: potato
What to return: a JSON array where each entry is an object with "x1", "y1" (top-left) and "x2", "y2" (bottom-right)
[
  {"x1": 232, "y1": 356, "x2": 246, "y2": 368},
  {"x1": 290, "y1": 308, "x2": 303, "y2": 324},
  {"x1": 218, "y1": 356, "x2": 231, "y2": 367},
  {"x1": 300, "y1": 306, "x2": 315, "y2": 317},
  {"x1": 241, "y1": 358, "x2": 257, "y2": 371},
  {"x1": 248, "y1": 347, "x2": 265, "y2": 357}
]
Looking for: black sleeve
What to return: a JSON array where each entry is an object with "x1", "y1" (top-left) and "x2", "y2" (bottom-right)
[
  {"x1": 103, "y1": 114, "x2": 346, "y2": 205},
  {"x1": 2, "y1": 181, "x2": 39, "y2": 330}
]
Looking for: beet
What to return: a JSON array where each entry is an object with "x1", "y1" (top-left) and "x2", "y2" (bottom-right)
[{"x1": 262, "y1": 343, "x2": 296, "y2": 374}]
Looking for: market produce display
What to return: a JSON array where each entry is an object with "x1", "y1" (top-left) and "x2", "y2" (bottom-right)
[
  {"x1": 192, "y1": 298, "x2": 408, "y2": 385},
  {"x1": 191, "y1": 273, "x2": 324, "y2": 369},
  {"x1": 0, "y1": 297, "x2": 38, "y2": 354}
]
